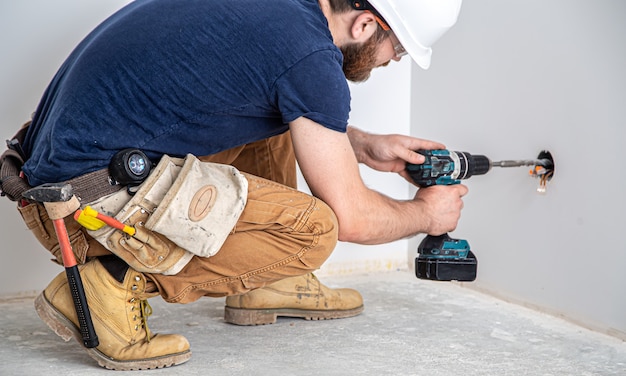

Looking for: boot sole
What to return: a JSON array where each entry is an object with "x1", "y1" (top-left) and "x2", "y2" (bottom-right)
[
  {"x1": 34, "y1": 292, "x2": 192, "y2": 370},
  {"x1": 224, "y1": 305, "x2": 364, "y2": 325}
]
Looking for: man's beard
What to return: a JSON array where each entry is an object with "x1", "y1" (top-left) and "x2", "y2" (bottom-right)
[{"x1": 340, "y1": 32, "x2": 390, "y2": 83}]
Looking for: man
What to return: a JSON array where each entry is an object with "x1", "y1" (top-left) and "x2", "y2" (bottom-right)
[{"x1": 1, "y1": 0, "x2": 465, "y2": 370}]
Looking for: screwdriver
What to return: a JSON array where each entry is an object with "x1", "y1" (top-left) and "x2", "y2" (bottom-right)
[{"x1": 74, "y1": 206, "x2": 136, "y2": 236}]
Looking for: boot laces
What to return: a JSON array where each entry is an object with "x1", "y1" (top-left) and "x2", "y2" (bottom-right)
[
  {"x1": 140, "y1": 299, "x2": 153, "y2": 342},
  {"x1": 130, "y1": 297, "x2": 153, "y2": 343}
]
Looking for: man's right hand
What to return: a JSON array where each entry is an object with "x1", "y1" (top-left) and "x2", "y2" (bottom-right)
[{"x1": 413, "y1": 184, "x2": 468, "y2": 236}]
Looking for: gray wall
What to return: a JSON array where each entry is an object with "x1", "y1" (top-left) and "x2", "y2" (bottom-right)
[{"x1": 410, "y1": 0, "x2": 626, "y2": 339}]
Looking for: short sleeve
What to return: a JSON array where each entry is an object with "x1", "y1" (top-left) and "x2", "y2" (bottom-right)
[{"x1": 273, "y1": 49, "x2": 351, "y2": 132}]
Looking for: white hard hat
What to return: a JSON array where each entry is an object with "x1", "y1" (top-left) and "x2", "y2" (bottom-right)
[{"x1": 364, "y1": 0, "x2": 463, "y2": 69}]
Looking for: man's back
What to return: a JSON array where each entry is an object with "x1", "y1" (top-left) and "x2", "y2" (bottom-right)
[{"x1": 23, "y1": 0, "x2": 350, "y2": 186}]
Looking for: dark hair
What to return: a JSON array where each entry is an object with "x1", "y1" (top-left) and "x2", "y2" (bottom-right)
[
  {"x1": 329, "y1": 1, "x2": 391, "y2": 30},
  {"x1": 328, "y1": 0, "x2": 355, "y2": 13}
]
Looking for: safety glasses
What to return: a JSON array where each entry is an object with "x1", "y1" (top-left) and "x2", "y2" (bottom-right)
[
  {"x1": 387, "y1": 30, "x2": 407, "y2": 59},
  {"x1": 366, "y1": 10, "x2": 407, "y2": 59}
]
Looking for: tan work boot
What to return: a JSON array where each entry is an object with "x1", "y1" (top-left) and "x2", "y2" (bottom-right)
[
  {"x1": 34, "y1": 258, "x2": 191, "y2": 370},
  {"x1": 224, "y1": 273, "x2": 364, "y2": 325}
]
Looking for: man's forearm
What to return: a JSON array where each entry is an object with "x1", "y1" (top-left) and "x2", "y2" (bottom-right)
[
  {"x1": 335, "y1": 189, "x2": 428, "y2": 244},
  {"x1": 290, "y1": 117, "x2": 464, "y2": 246},
  {"x1": 335, "y1": 184, "x2": 466, "y2": 245}
]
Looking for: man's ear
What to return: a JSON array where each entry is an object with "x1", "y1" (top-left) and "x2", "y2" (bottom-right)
[{"x1": 350, "y1": 11, "x2": 378, "y2": 43}]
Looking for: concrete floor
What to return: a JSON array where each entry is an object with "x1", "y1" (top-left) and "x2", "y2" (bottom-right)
[{"x1": 1, "y1": 270, "x2": 625, "y2": 376}]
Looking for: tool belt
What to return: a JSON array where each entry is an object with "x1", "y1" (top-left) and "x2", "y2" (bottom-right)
[
  {"x1": 0, "y1": 121, "x2": 31, "y2": 202},
  {"x1": 1, "y1": 120, "x2": 123, "y2": 265},
  {"x1": 2, "y1": 121, "x2": 247, "y2": 274}
]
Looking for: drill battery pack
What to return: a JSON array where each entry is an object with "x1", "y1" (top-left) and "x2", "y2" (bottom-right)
[
  {"x1": 415, "y1": 234, "x2": 477, "y2": 282},
  {"x1": 415, "y1": 250, "x2": 477, "y2": 282}
]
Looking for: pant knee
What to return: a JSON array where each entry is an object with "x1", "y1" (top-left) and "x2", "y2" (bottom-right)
[{"x1": 299, "y1": 198, "x2": 338, "y2": 270}]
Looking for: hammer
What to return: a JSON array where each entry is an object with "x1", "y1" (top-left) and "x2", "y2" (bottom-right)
[{"x1": 23, "y1": 183, "x2": 99, "y2": 348}]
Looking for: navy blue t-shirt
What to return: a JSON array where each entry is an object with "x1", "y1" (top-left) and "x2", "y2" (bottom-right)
[{"x1": 22, "y1": 0, "x2": 351, "y2": 186}]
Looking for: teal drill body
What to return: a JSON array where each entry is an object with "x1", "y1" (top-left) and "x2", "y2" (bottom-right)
[
  {"x1": 406, "y1": 149, "x2": 553, "y2": 281},
  {"x1": 406, "y1": 150, "x2": 489, "y2": 282}
]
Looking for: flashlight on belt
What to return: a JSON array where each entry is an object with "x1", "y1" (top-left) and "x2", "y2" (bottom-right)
[{"x1": 108, "y1": 148, "x2": 152, "y2": 187}]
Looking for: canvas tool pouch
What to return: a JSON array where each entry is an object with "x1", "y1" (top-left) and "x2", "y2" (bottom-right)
[{"x1": 88, "y1": 154, "x2": 248, "y2": 275}]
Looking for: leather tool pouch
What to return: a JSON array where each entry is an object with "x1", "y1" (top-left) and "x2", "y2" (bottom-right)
[{"x1": 88, "y1": 154, "x2": 248, "y2": 275}]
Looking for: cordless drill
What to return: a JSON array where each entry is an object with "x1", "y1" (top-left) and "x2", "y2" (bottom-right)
[{"x1": 406, "y1": 149, "x2": 553, "y2": 282}]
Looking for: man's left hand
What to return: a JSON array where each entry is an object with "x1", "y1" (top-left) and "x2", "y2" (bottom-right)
[{"x1": 347, "y1": 126, "x2": 445, "y2": 183}]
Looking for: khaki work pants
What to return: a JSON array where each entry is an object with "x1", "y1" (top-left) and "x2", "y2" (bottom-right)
[
  {"x1": 19, "y1": 132, "x2": 337, "y2": 303},
  {"x1": 147, "y1": 132, "x2": 338, "y2": 303}
]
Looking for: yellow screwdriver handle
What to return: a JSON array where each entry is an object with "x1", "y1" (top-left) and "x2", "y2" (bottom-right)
[
  {"x1": 74, "y1": 206, "x2": 136, "y2": 236},
  {"x1": 74, "y1": 209, "x2": 106, "y2": 231}
]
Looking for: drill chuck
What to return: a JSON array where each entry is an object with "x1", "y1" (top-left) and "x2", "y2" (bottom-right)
[{"x1": 456, "y1": 151, "x2": 491, "y2": 179}]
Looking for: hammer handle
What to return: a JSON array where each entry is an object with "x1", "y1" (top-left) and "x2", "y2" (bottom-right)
[{"x1": 53, "y1": 219, "x2": 99, "y2": 348}]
